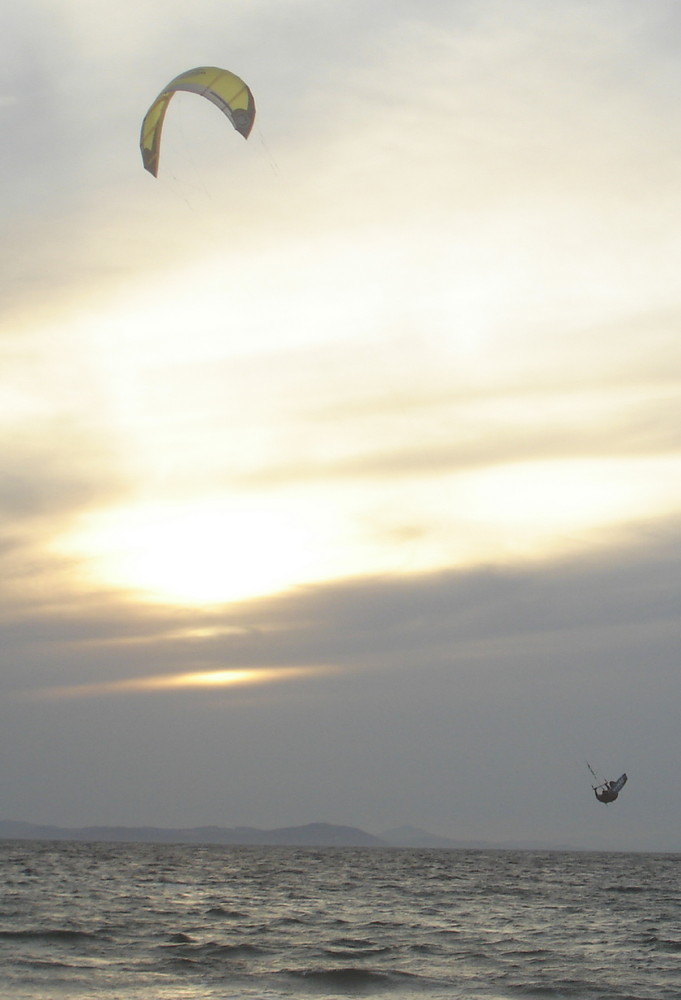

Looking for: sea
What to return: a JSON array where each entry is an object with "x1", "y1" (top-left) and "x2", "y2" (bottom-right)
[{"x1": 0, "y1": 841, "x2": 679, "y2": 1000}]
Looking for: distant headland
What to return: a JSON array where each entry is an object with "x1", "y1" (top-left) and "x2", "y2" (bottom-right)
[{"x1": 0, "y1": 819, "x2": 573, "y2": 851}]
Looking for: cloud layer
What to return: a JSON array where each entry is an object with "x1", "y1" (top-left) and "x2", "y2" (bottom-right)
[{"x1": 1, "y1": 0, "x2": 680, "y2": 850}]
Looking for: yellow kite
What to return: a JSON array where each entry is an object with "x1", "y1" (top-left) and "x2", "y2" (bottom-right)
[{"x1": 140, "y1": 66, "x2": 256, "y2": 177}]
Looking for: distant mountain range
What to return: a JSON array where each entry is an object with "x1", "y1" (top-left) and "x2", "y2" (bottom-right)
[
  {"x1": 0, "y1": 820, "x2": 383, "y2": 847},
  {"x1": 0, "y1": 819, "x2": 568, "y2": 851}
]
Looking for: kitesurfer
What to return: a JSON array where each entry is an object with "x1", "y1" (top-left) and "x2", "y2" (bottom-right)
[
  {"x1": 594, "y1": 783, "x2": 618, "y2": 804},
  {"x1": 593, "y1": 773, "x2": 627, "y2": 804}
]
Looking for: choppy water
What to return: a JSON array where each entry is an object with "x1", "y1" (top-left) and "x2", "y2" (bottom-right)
[{"x1": 0, "y1": 841, "x2": 679, "y2": 1000}]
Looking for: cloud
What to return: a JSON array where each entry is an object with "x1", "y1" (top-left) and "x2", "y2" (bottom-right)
[
  {"x1": 0, "y1": 519, "x2": 679, "y2": 844},
  {"x1": 4, "y1": 518, "x2": 678, "y2": 692},
  {"x1": 0, "y1": 425, "x2": 126, "y2": 520},
  {"x1": 5, "y1": 0, "x2": 681, "y2": 332},
  {"x1": 31, "y1": 665, "x2": 330, "y2": 700}
]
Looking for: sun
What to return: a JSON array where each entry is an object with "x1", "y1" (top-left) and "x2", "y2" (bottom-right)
[
  {"x1": 55, "y1": 496, "x2": 325, "y2": 606},
  {"x1": 53, "y1": 456, "x2": 681, "y2": 609}
]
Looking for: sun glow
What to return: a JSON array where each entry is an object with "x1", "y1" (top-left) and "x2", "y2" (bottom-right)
[
  {"x1": 38, "y1": 174, "x2": 681, "y2": 613},
  {"x1": 54, "y1": 494, "x2": 345, "y2": 606},
  {"x1": 52, "y1": 451, "x2": 681, "y2": 609},
  {"x1": 36, "y1": 666, "x2": 325, "y2": 700}
]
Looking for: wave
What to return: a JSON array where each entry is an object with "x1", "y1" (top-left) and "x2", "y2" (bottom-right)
[
  {"x1": 156, "y1": 938, "x2": 270, "y2": 974},
  {"x1": 658, "y1": 939, "x2": 681, "y2": 953},
  {"x1": 329, "y1": 936, "x2": 379, "y2": 948},
  {"x1": 638, "y1": 935, "x2": 681, "y2": 953},
  {"x1": 281, "y1": 965, "x2": 422, "y2": 990},
  {"x1": 323, "y1": 946, "x2": 392, "y2": 958},
  {"x1": 14, "y1": 957, "x2": 74, "y2": 970},
  {"x1": 162, "y1": 940, "x2": 268, "y2": 959},
  {"x1": 205, "y1": 906, "x2": 248, "y2": 918},
  {"x1": 0, "y1": 929, "x2": 100, "y2": 943}
]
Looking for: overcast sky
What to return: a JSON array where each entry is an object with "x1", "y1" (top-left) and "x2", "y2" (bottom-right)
[{"x1": 1, "y1": 0, "x2": 680, "y2": 852}]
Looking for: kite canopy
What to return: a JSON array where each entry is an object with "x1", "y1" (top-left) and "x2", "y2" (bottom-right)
[
  {"x1": 609, "y1": 773, "x2": 628, "y2": 795},
  {"x1": 140, "y1": 66, "x2": 256, "y2": 177}
]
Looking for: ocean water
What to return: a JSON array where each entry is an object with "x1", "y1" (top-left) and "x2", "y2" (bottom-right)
[{"x1": 0, "y1": 841, "x2": 679, "y2": 1000}]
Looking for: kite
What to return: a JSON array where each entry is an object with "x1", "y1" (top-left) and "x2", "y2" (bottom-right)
[{"x1": 140, "y1": 66, "x2": 255, "y2": 177}]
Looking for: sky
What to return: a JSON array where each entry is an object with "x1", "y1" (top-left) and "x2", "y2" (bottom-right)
[{"x1": 1, "y1": 0, "x2": 680, "y2": 852}]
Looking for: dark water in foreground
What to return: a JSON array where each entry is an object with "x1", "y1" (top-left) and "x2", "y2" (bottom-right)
[{"x1": 0, "y1": 841, "x2": 679, "y2": 999}]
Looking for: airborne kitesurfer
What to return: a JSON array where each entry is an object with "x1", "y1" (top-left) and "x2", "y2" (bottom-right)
[{"x1": 593, "y1": 773, "x2": 627, "y2": 804}]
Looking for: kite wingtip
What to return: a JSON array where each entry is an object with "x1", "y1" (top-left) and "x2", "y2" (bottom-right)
[{"x1": 141, "y1": 155, "x2": 159, "y2": 178}]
